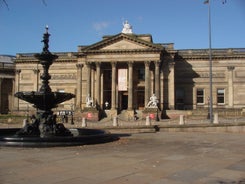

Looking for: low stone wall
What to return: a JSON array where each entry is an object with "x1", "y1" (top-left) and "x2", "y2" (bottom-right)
[
  {"x1": 104, "y1": 125, "x2": 158, "y2": 134},
  {"x1": 164, "y1": 110, "x2": 192, "y2": 119},
  {"x1": 159, "y1": 123, "x2": 245, "y2": 133}
]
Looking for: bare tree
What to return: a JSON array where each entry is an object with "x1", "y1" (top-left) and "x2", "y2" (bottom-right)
[
  {"x1": 1, "y1": 0, "x2": 9, "y2": 10},
  {"x1": 1, "y1": 0, "x2": 47, "y2": 10}
]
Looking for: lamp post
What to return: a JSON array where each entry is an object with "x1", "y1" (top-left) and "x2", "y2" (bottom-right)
[
  {"x1": 207, "y1": 0, "x2": 213, "y2": 123},
  {"x1": 205, "y1": 0, "x2": 226, "y2": 123}
]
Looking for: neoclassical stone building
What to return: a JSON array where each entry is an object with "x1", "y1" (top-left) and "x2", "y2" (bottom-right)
[{"x1": 13, "y1": 23, "x2": 245, "y2": 119}]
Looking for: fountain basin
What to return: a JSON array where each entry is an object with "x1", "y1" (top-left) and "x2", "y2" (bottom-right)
[
  {"x1": 14, "y1": 91, "x2": 75, "y2": 111},
  {"x1": 0, "y1": 128, "x2": 116, "y2": 147}
]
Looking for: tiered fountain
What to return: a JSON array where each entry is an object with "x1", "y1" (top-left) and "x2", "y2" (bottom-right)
[{"x1": 0, "y1": 27, "x2": 115, "y2": 147}]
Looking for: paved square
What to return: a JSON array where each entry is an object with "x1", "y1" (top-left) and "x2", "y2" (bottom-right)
[{"x1": 0, "y1": 132, "x2": 244, "y2": 184}]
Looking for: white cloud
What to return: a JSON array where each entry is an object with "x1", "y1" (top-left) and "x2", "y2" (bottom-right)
[{"x1": 92, "y1": 21, "x2": 110, "y2": 31}]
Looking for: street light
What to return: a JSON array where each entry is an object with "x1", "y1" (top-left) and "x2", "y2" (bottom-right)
[
  {"x1": 208, "y1": 0, "x2": 213, "y2": 123},
  {"x1": 204, "y1": 0, "x2": 213, "y2": 123},
  {"x1": 205, "y1": 0, "x2": 226, "y2": 123}
]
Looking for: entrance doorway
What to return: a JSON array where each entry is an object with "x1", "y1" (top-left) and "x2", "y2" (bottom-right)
[
  {"x1": 119, "y1": 92, "x2": 128, "y2": 111},
  {"x1": 122, "y1": 94, "x2": 128, "y2": 110}
]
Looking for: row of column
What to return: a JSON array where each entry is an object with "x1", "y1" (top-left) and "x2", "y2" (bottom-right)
[
  {"x1": 75, "y1": 60, "x2": 163, "y2": 110},
  {"x1": 12, "y1": 60, "x2": 174, "y2": 111}
]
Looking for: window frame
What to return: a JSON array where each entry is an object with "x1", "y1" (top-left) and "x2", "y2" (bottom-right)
[
  {"x1": 138, "y1": 68, "x2": 145, "y2": 80},
  {"x1": 196, "y1": 88, "x2": 205, "y2": 105},
  {"x1": 217, "y1": 88, "x2": 225, "y2": 105}
]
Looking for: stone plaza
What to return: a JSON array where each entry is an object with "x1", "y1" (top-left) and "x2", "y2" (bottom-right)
[{"x1": 0, "y1": 130, "x2": 244, "y2": 184}]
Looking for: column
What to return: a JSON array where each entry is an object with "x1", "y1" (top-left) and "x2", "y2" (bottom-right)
[
  {"x1": 86, "y1": 62, "x2": 91, "y2": 97},
  {"x1": 154, "y1": 61, "x2": 160, "y2": 100},
  {"x1": 95, "y1": 62, "x2": 101, "y2": 107},
  {"x1": 160, "y1": 71, "x2": 164, "y2": 110},
  {"x1": 168, "y1": 62, "x2": 175, "y2": 109},
  {"x1": 128, "y1": 62, "x2": 133, "y2": 110},
  {"x1": 14, "y1": 69, "x2": 21, "y2": 111},
  {"x1": 111, "y1": 62, "x2": 117, "y2": 110},
  {"x1": 227, "y1": 66, "x2": 235, "y2": 107},
  {"x1": 91, "y1": 67, "x2": 95, "y2": 98},
  {"x1": 144, "y1": 61, "x2": 150, "y2": 107},
  {"x1": 76, "y1": 64, "x2": 83, "y2": 109},
  {"x1": 101, "y1": 72, "x2": 104, "y2": 108}
]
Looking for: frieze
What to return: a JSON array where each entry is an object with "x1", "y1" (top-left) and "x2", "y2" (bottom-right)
[
  {"x1": 51, "y1": 73, "x2": 77, "y2": 80},
  {"x1": 199, "y1": 73, "x2": 225, "y2": 78}
]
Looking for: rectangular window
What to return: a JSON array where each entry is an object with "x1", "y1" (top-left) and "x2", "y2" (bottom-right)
[
  {"x1": 197, "y1": 88, "x2": 204, "y2": 104},
  {"x1": 138, "y1": 68, "x2": 145, "y2": 80},
  {"x1": 217, "y1": 89, "x2": 225, "y2": 104}
]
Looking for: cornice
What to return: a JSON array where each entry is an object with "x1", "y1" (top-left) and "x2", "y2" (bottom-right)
[
  {"x1": 176, "y1": 48, "x2": 245, "y2": 60},
  {"x1": 15, "y1": 52, "x2": 78, "y2": 63},
  {"x1": 82, "y1": 48, "x2": 163, "y2": 55}
]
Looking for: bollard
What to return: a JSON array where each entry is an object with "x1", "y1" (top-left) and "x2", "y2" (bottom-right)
[
  {"x1": 7, "y1": 118, "x2": 12, "y2": 123},
  {"x1": 146, "y1": 116, "x2": 151, "y2": 126},
  {"x1": 22, "y1": 119, "x2": 28, "y2": 127},
  {"x1": 113, "y1": 116, "x2": 118, "y2": 127},
  {"x1": 213, "y1": 113, "x2": 219, "y2": 124},
  {"x1": 82, "y1": 117, "x2": 87, "y2": 127},
  {"x1": 179, "y1": 115, "x2": 185, "y2": 125}
]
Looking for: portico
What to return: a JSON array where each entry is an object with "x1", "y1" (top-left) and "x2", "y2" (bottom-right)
[{"x1": 75, "y1": 31, "x2": 173, "y2": 118}]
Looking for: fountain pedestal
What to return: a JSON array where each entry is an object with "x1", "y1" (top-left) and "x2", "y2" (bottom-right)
[{"x1": 14, "y1": 26, "x2": 75, "y2": 138}]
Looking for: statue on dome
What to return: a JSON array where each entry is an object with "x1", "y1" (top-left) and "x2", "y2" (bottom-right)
[{"x1": 122, "y1": 20, "x2": 133, "y2": 34}]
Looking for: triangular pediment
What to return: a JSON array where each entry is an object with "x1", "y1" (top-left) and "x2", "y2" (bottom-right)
[
  {"x1": 101, "y1": 39, "x2": 147, "y2": 50},
  {"x1": 80, "y1": 33, "x2": 163, "y2": 52}
]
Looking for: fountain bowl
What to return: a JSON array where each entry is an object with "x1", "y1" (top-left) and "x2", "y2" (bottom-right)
[
  {"x1": 0, "y1": 128, "x2": 117, "y2": 147},
  {"x1": 14, "y1": 91, "x2": 75, "y2": 111}
]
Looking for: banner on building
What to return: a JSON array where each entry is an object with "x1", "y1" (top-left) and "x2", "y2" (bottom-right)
[{"x1": 118, "y1": 69, "x2": 127, "y2": 91}]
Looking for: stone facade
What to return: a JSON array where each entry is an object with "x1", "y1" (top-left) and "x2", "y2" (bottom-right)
[
  {"x1": 13, "y1": 33, "x2": 245, "y2": 119},
  {"x1": 0, "y1": 55, "x2": 15, "y2": 114},
  {"x1": 175, "y1": 49, "x2": 245, "y2": 110}
]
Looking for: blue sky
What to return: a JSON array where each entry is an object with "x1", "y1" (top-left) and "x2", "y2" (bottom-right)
[{"x1": 0, "y1": 0, "x2": 244, "y2": 55}]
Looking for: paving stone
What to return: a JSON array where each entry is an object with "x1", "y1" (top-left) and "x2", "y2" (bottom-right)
[{"x1": 0, "y1": 132, "x2": 244, "y2": 184}]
